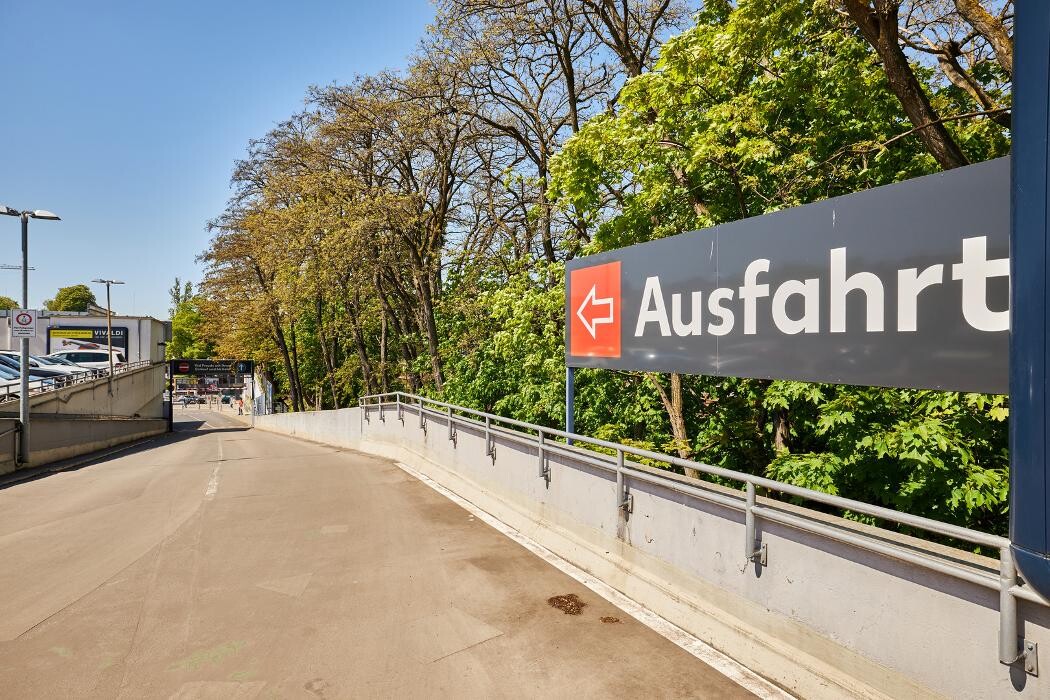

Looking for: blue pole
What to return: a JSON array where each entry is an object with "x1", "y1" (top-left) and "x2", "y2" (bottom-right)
[
  {"x1": 1010, "y1": 0, "x2": 1050, "y2": 600},
  {"x1": 566, "y1": 366, "x2": 575, "y2": 445}
]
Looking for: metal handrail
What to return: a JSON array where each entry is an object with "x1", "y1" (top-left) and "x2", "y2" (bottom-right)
[
  {"x1": 357, "y1": 389, "x2": 1045, "y2": 669},
  {"x1": 0, "y1": 359, "x2": 155, "y2": 404},
  {"x1": 361, "y1": 391, "x2": 1005, "y2": 548}
]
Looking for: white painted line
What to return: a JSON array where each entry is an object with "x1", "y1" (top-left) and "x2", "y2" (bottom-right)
[
  {"x1": 394, "y1": 462, "x2": 793, "y2": 699},
  {"x1": 205, "y1": 438, "x2": 222, "y2": 500},
  {"x1": 204, "y1": 466, "x2": 220, "y2": 500}
]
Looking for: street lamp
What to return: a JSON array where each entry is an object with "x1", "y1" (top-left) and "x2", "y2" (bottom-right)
[
  {"x1": 91, "y1": 278, "x2": 124, "y2": 394},
  {"x1": 0, "y1": 205, "x2": 60, "y2": 464}
]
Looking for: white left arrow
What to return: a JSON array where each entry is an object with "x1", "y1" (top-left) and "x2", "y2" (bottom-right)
[{"x1": 576, "y1": 284, "x2": 614, "y2": 339}]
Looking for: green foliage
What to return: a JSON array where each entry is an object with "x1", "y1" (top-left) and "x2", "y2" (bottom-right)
[
  {"x1": 167, "y1": 288, "x2": 215, "y2": 360},
  {"x1": 44, "y1": 284, "x2": 97, "y2": 312},
  {"x1": 0, "y1": 296, "x2": 17, "y2": 310},
  {"x1": 200, "y1": 0, "x2": 1014, "y2": 536},
  {"x1": 548, "y1": 0, "x2": 1012, "y2": 533}
]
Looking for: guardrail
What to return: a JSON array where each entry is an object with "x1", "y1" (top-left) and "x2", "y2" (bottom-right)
[
  {"x1": 0, "y1": 359, "x2": 154, "y2": 404},
  {"x1": 359, "y1": 390, "x2": 1044, "y2": 674}
]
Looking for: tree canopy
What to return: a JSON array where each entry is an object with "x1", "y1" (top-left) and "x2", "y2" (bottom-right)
[
  {"x1": 44, "y1": 284, "x2": 97, "y2": 312},
  {"x1": 197, "y1": 0, "x2": 1014, "y2": 536},
  {"x1": 166, "y1": 280, "x2": 215, "y2": 360}
]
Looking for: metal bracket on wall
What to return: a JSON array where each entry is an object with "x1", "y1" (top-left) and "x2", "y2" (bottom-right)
[
  {"x1": 744, "y1": 482, "x2": 766, "y2": 569},
  {"x1": 621, "y1": 492, "x2": 634, "y2": 515},
  {"x1": 379, "y1": 404, "x2": 385, "y2": 422},
  {"x1": 418, "y1": 399, "x2": 427, "y2": 435},
  {"x1": 484, "y1": 416, "x2": 496, "y2": 462},
  {"x1": 447, "y1": 406, "x2": 457, "y2": 445},
  {"x1": 538, "y1": 431, "x2": 550, "y2": 480},
  {"x1": 1022, "y1": 640, "x2": 1039, "y2": 676}
]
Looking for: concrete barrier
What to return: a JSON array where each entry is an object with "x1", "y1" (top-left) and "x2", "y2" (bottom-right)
[
  {"x1": 23, "y1": 415, "x2": 167, "y2": 468},
  {"x1": 0, "y1": 363, "x2": 166, "y2": 419},
  {"x1": 256, "y1": 405, "x2": 1050, "y2": 700},
  {"x1": 0, "y1": 418, "x2": 17, "y2": 474}
]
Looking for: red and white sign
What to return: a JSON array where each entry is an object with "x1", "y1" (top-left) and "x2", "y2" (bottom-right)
[
  {"x1": 11, "y1": 309, "x2": 37, "y2": 339},
  {"x1": 569, "y1": 261, "x2": 621, "y2": 358}
]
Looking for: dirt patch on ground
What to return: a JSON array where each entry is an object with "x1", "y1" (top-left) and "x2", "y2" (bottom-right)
[
  {"x1": 547, "y1": 594, "x2": 585, "y2": 615},
  {"x1": 599, "y1": 616, "x2": 621, "y2": 624}
]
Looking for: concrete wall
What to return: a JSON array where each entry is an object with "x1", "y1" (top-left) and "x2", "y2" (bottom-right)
[
  {"x1": 0, "y1": 418, "x2": 18, "y2": 474},
  {"x1": 21, "y1": 416, "x2": 167, "y2": 469},
  {"x1": 256, "y1": 405, "x2": 1050, "y2": 700},
  {"x1": 0, "y1": 363, "x2": 166, "y2": 419}
]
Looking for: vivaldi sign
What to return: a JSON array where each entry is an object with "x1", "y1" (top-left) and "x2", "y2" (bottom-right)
[{"x1": 566, "y1": 157, "x2": 1009, "y2": 394}]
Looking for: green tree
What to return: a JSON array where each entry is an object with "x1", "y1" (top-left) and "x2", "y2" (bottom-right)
[
  {"x1": 0, "y1": 296, "x2": 17, "y2": 310},
  {"x1": 167, "y1": 294, "x2": 215, "y2": 360},
  {"x1": 44, "y1": 284, "x2": 97, "y2": 312}
]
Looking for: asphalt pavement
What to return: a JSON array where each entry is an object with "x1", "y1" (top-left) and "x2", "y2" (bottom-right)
[{"x1": 0, "y1": 409, "x2": 759, "y2": 698}]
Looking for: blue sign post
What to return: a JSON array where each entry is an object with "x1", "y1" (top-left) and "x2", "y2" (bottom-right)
[{"x1": 1010, "y1": 0, "x2": 1050, "y2": 602}]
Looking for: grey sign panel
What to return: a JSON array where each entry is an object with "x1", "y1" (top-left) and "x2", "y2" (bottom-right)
[{"x1": 566, "y1": 157, "x2": 1009, "y2": 393}]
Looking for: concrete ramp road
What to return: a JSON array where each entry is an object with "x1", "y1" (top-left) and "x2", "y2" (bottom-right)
[{"x1": 0, "y1": 409, "x2": 767, "y2": 698}]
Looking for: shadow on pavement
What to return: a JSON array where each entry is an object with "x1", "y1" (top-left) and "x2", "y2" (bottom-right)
[{"x1": 0, "y1": 421, "x2": 250, "y2": 491}]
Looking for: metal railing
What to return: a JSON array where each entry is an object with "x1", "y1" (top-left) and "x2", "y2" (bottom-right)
[
  {"x1": 358, "y1": 390, "x2": 1043, "y2": 673},
  {"x1": 0, "y1": 359, "x2": 154, "y2": 404}
]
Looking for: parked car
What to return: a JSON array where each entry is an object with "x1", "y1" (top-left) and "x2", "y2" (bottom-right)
[
  {"x1": 0, "y1": 363, "x2": 51, "y2": 396},
  {"x1": 0, "y1": 353, "x2": 67, "y2": 379},
  {"x1": 46, "y1": 349, "x2": 126, "y2": 370},
  {"x1": 0, "y1": 364, "x2": 22, "y2": 399},
  {"x1": 0, "y1": 351, "x2": 81, "y2": 376},
  {"x1": 33, "y1": 354, "x2": 89, "y2": 371}
]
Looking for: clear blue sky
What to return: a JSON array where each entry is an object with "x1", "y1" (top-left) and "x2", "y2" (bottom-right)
[{"x1": 0, "y1": 0, "x2": 434, "y2": 319}]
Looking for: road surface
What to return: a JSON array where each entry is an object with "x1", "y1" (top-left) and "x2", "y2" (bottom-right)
[{"x1": 0, "y1": 410, "x2": 759, "y2": 698}]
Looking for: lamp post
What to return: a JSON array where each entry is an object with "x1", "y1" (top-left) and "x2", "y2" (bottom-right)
[
  {"x1": 91, "y1": 278, "x2": 124, "y2": 394},
  {"x1": 0, "y1": 205, "x2": 60, "y2": 464}
]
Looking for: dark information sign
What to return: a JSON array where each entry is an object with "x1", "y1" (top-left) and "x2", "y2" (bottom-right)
[
  {"x1": 566, "y1": 157, "x2": 1009, "y2": 393},
  {"x1": 170, "y1": 359, "x2": 254, "y2": 376}
]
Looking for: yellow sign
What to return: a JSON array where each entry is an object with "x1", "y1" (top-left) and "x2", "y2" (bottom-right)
[{"x1": 49, "y1": 329, "x2": 93, "y2": 339}]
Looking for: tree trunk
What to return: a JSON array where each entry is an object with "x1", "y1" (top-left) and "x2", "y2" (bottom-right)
[
  {"x1": 648, "y1": 372, "x2": 700, "y2": 479},
  {"x1": 773, "y1": 408, "x2": 790, "y2": 452},
  {"x1": 843, "y1": 0, "x2": 969, "y2": 170},
  {"x1": 289, "y1": 320, "x2": 304, "y2": 412},
  {"x1": 346, "y1": 300, "x2": 375, "y2": 395},
  {"x1": 315, "y1": 294, "x2": 340, "y2": 408},
  {"x1": 953, "y1": 0, "x2": 1012, "y2": 77},
  {"x1": 380, "y1": 311, "x2": 389, "y2": 393},
  {"x1": 537, "y1": 166, "x2": 557, "y2": 263},
  {"x1": 416, "y1": 272, "x2": 445, "y2": 391},
  {"x1": 270, "y1": 313, "x2": 297, "y2": 413}
]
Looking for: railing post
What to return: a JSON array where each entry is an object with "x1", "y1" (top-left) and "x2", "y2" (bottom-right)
[
  {"x1": 538, "y1": 429, "x2": 547, "y2": 478},
  {"x1": 744, "y1": 481, "x2": 765, "y2": 566},
  {"x1": 616, "y1": 449, "x2": 625, "y2": 513},
  {"x1": 397, "y1": 394, "x2": 403, "y2": 423},
  {"x1": 447, "y1": 405, "x2": 456, "y2": 444},
  {"x1": 418, "y1": 397, "x2": 426, "y2": 434},
  {"x1": 485, "y1": 415, "x2": 495, "y2": 460},
  {"x1": 999, "y1": 545, "x2": 1038, "y2": 675},
  {"x1": 1000, "y1": 545, "x2": 1021, "y2": 665}
]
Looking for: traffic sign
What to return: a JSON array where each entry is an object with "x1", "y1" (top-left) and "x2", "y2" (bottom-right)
[
  {"x1": 170, "y1": 358, "x2": 254, "y2": 376},
  {"x1": 565, "y1": 157, "x2": 1010, "y2": 394},
  {"x1": 11, "y1": 309, "x2": 37, "y2": 338}
]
